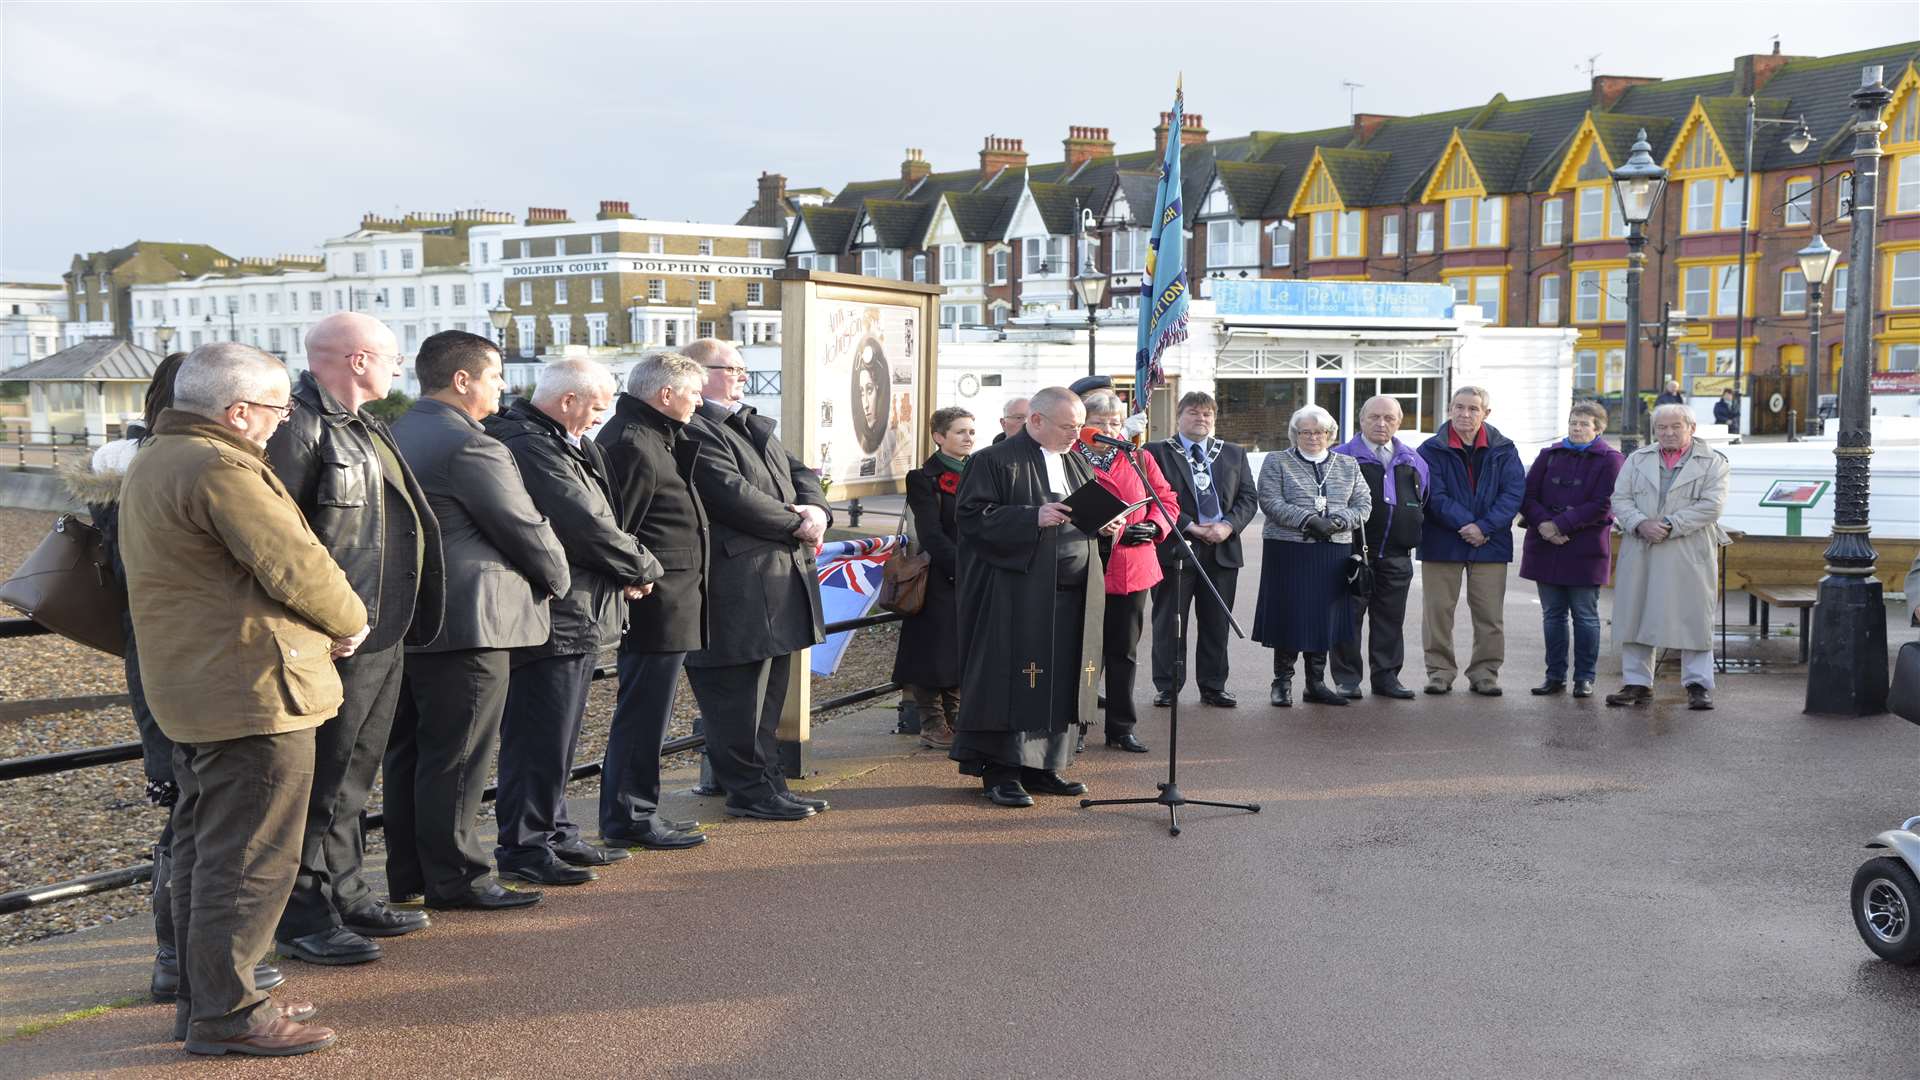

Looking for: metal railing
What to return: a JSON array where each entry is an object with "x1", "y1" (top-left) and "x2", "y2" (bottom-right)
[{"x1": 0, "y1": 611, "x2": 903, "y2": 914}]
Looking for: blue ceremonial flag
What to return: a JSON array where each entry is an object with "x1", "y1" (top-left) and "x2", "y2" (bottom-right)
[
  {"x1": 1134, "y1": 79, "x2": 1190, "y2": 415},
  {"x1": 809, "y1": 534, "x2": 907, "y2": 676}
]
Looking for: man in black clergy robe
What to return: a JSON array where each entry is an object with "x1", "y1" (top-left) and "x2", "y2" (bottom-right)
[{"x1": 951, "y1": 386, "x2": 1120, "y2": 808}]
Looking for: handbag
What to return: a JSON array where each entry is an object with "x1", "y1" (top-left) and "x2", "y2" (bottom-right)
[
  {"x1": 876, "y1": 489, "x2": 931, "y2": 617},
  {"x1": 1891, "y1": 641, "x2": 1920, "y2": 726},
  {"x1": 0, "y1": 513, "x2": 127, "y2": 656},
  {"x1": 1344, "y1": 537, "x2": 1374, "y2": 599}
]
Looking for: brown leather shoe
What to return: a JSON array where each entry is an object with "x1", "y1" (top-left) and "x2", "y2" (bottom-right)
[
  {"x1": 185, "y1": 1016, "x2": 336, "y2": 1056},
  {"x1": 919, "y1": 722, "x2": 954, "y2": 749},
  {"x1": 277, "y1": 1002, "x2": 318, "y2": 1024}
]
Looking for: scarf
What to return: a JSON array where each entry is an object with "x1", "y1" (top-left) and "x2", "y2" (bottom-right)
[
  {"x1": 935, "y1": 451, "x2": 967, "y2": 473},
  {"x1": 1562, "y1": 437, "x2": 1596, "y2": 452},
  {"x1": 1075, "y1": 441, "x2": 1120, "y2": 472}
]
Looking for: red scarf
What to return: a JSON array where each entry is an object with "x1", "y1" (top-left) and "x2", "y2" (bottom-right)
[{"x1": 1447, "y1": 424, "x2": 1489, "y2": 487}]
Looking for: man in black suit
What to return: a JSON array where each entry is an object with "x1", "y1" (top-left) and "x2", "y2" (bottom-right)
[
  {"x1": 387, "y1": 331, "x2": 569, "y2": 911},
  {"x1": 595, "y1": 352, "x2": 710, "y2": 850},
  {"x1": 267, "y1": 312, "x2": 445, "y2": 967},
  {"x1": 682, "y1": 338, "x2": 830, "y2": 822},
  {"x1": 484, "y1": 358, "x2": 661, "y2": 887},
  {"x1": 1145, "y1": 391, "x2": 1257, "y2": 707}
]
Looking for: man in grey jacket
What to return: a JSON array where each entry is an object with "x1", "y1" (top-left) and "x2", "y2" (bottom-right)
[{"x1": 387, "y1": 331, "x2": 569, "y2": 911}]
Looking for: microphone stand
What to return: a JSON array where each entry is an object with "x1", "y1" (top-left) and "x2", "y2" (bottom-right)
[{"x1": 1080, "y1": 440, "x2": 1260, "y2": 836}]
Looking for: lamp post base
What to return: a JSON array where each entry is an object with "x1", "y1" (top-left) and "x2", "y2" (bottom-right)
[{"x1": 1804, "y1": 572, "x2": 1889, "y2": 716}]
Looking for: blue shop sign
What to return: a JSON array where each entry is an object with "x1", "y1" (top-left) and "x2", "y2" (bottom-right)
[{"x1": 1214, "y1": 279, "x2": 1456, "y2": 320}]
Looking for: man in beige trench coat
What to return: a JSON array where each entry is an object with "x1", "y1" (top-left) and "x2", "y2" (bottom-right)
[{"x1": 1605, "y1": 403, "x2": 1731, "y2": 710}]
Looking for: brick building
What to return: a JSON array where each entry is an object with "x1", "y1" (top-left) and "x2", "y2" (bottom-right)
[{"x1": 783, "y1": 40, "x2": 1920, "y2": 433}]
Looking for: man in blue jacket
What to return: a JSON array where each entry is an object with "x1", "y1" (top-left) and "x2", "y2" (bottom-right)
[{"x1": 1416, "y1": 385, "x2": 1525, "y2": 697}]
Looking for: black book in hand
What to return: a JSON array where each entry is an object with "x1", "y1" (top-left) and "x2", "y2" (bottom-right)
[{"x1": 1059, "y1": 478, "x2": 1152, "y2": 535}]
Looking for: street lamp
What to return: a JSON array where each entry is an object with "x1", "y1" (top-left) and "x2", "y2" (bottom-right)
[
  {"x1": 1611, "y1": 128, "x2": 1668, "y2": 454},
  {"x1": 487, "y1": 298, "x2": 512, "y2": 354},
  {"x1": 1074, "y1": 262, "x2": 1108, "y2": 379},
  {"x1": 1794, "y1": 232, "x2": 1838, "y2": 438},
  {"x1": 1731, "y1": 103, "x2": 1813, "y2": 431},
  {"x1": 1805, "y1": 65, "x2": 1892, "y2": 717},
  {"x1": 155, "y1": 322, "x2": 175, "y2": 356}
]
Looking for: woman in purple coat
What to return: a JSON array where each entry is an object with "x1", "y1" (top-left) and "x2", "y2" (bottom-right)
[{"x1": 1519, "y1": 401, "x2": 1625, "y2": 698}]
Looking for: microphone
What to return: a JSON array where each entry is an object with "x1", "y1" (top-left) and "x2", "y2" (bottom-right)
[{"x1": 1079, "y1": 427, "x2": 1135, "y2": 451}]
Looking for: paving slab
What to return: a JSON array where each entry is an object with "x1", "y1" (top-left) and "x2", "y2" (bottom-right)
[{"x1": 1, "y1": 558, "x2": 1915, "y2": 1078}]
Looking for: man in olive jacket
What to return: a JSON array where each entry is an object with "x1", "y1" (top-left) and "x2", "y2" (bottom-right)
[
  {"x1": 267, "y1": 312, "x2": 446, "y2": 966},
  {"x1": 683, "y1": 338, "x2": 829, "y2": 821},
  {"x1": 484, "y1": 358, "x2": 661, "y2": 885},
  {"x1": 388, "y1": 331, "x2": 569, "y2": 911},
  {"x1": 596, "y1": 352, "x2": 711, "y2": 849},
  {"x1": 121, "y1": 343, "x2": 367, "y2": 1058}
]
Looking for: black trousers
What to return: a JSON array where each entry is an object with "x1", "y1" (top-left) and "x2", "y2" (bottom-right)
[
  {"x1": 600, "y1": 650, "x2": 687, "y2": 837},
  {"x1": 278, "y1": 642, "x2": 406, "y2": 939},
  {"x1": 169, "y1": 730, "x2": 314, "y2": 1042},
  {"x1": 686, "y1": 653, "x2": 793, "y2": 806},
  {"x1": 1149, "y1": 548, "x2": 1239, "y2": 694},
  {"x1": 386, "y1": 648, "x2": 510, "y2": 902},
  {"x1": 1102, "y1": 589, "x2": 1149, "y2": 737},
  {"x1": 1330, "y1": 552, "x2": 1414, "y2": 690},
  {"x1": 495, "y1": 651, "x2": 595, "y2": 870}
]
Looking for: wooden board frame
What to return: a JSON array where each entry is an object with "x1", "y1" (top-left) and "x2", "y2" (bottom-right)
[{"x1": 777, "y1": 269, "x2": 943, "y2": 502}]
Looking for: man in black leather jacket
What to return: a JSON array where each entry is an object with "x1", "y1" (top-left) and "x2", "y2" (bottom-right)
[
  {"x1": 483, "y1": 359, "x2": 660, "y2": 886},
  {"x1": 266, "y1": 313, "x2": 446, "y2": 966}
]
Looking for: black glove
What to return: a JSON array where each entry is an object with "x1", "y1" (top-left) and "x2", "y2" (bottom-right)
[
  {"x1": 1301, "y1": 514, "x2": 1336, "y2": 541},
  {"x1": 1120, "y1": 522, "x2": 1158, "y2": 546}
]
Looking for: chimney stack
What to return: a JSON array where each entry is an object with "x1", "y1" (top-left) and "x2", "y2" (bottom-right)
[
  {"x1": 1735, "y1": 47, "x2": 1801, "y2": 95},
  {"x1": 526, "y1": 207, "x2": 572, "y2": 225},
  {"x1": 1588, "y1": 75, "x2": 1658, "y2": 112},
  {"x1": 596, "y1": 200, "x2": 633, "y2": 220},
  {"x1": 1153, "y1": 111, "x2": 1209, "y2": 156},
  {"x1": 1349, "y1": 113, "x2": 1396, "y2": 144},
  {"x1": 979, "y1": 135, "x2": 1028, "y2": 175},
  {"x1": 900, "y1": 148, "x2": 932, "y2": 185},
  {"x1": 1063, "y1": 126, "x2": 1115, "y2": 170}
]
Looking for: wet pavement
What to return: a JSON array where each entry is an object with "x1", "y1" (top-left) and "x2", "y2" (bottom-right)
[{"x1": 2, "y1": 556, "x2": 1917, "y2": 1079}]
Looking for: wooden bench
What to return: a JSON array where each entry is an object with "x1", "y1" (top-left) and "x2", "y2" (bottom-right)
[{"x1": 1746, "y1": 584, "x2": 1818, "y2": 662}]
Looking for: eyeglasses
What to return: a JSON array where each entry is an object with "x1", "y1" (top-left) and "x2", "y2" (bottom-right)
[
  {"x1": 238, "y1": 399, "x2": 298, "y2": 420},
  {"x1": 354, "y1": 350, "x2": 405, "y2": 368},
  {"x1": 705, "y1": 365, "x2": 748, "y2": 376}
]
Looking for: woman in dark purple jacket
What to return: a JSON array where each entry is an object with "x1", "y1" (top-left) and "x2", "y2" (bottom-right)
[{"x1": 1519, "y1": 401, "x2": 1625, "y2": 698}]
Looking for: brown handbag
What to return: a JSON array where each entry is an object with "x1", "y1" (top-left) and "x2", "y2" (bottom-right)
[
  {"x1": 0, "y1": 513, "x2": 127, "y2": 656},
  {"x1": 876, "y1": 548, "x2": 931, "y2": 616}
]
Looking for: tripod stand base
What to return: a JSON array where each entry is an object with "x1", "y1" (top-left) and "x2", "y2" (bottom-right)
[{"x1": 1080, "y1": 783, "x2": 1260, "y2": 837}]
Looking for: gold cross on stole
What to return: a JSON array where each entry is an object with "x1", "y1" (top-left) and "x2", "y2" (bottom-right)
[
  {"x1": 1083, "y1": 661, "x2": 1098, "y2": 687},
  {"x1": 1022, "y1": 662, "x2": 1044, "y2": 689}
]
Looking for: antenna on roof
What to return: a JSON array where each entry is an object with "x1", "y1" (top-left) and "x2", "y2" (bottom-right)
[
  {"x1": 1579, "y1": 53, "x2": 1600, "y2": 80},
  {"x1": 1341, "y1": 80, "x2": 1364, "y2": 119}
]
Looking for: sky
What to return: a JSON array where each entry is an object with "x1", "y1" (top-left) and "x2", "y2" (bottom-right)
[{"x1": 2, "y1": 1, "x2": 1916, "y2": 280}]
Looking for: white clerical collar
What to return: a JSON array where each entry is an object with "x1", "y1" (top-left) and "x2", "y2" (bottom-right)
[
  {"x1": 1296, "y1": 447, "x2": 1331, "y2": 464},
  {"x1": 705, "y1": 397, "x2": 744, "y2": 414}
]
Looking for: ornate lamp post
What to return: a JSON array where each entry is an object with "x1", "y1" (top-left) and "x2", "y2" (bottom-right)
[
  {"x1": 1074, "y1": 263, "x2": 1108, "y2": 379},
  {"x1": 155, "y1": 322, "x2": 175, "y2": 355},
  {"x1": 1806, "y1": 65, "x2": 1893, "y2": 717},
  {"x1": 1795, "y1": 233, "x2": 1838, "y2": 438},
  {"x1": 1731, "y1": 105, "x2": 1812, "y2": 432},
  {"x1": 487, "y1": 298, "x2": 512, "y2": 355},
  {"x1": 1611, "y1": 129, "x2": 1668, "y2": 453}
]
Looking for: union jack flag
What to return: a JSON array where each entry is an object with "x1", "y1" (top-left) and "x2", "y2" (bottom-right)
[{"x1": 810, "y1": 534, "x2": 906, "y2": 676}]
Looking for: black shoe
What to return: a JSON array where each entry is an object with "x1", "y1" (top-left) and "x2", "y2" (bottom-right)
[
  {"x1": 1021, "y1": 769, "x2": 1088, "y2": 797},
  {"x1": 656, "y1": 816, "x2": 700, "y2": 832},
  {"x1": 1572, "y1": 680, "x2": 1594, "y2": 699},
  {"x1": 1336, "y1": 684, "x2": 1363, "y2": 700},
  {"x1": 779, "y1": 791, "x2": 832, "y2": 812},
  {"x1": 554, "y1": 840, "x2": 631, "y2": 867},
  {"x1": 1686, "y1": 683, "x2": 1715, "y2": 710},
  {"x1": 1301, "y1": 681, "x2": 1349, "y2": 706},
  {"x1": 341, "y1": 902, "x2": 430, "y2": 939},
  {"x1": 1105, "y1": 733, "x2": 1149, "y2": 753},
  {"x1": 426, "y1": 881, "x2": 543, "y2": 910},
  {"x1": 499, "y1": 859, "x2": 597, "y2": 887},
  {"x1": 1270, "y1": 678, "x2": 1293, "y2": 707},
  {"x1": 617, "y1": 823, "x2": 708, "y2": 849},
  {"x1": 724, "y1": 797, "x2": 814, "y2": 821},
  {"x1": 1531, "y1": 680, "x2": 1566, "y2": 696},
  {"x1": 275, "y1": 927, "x2": 382, "y2": 966},
  {"x1": 1374, "y1": 681, "x2": 1416, "y2": 700},
  {"x1": 984, "y1": 781, "x2": 1034, "y2": 808},
  {"x1": 1152, "y1": 689, "x2": 1174, "y2": 707},
  {"x1": 1604, "y1": 685, "x2": 1651, "y2": 708},
  {"x1": 1200, "y1": 690, "x2": 1238, "y2": 708}
]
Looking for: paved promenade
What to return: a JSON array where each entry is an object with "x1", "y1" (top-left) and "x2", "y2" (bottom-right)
[{"x1": 2, "y1": 554, "x2": 1916, "y2": 1079}]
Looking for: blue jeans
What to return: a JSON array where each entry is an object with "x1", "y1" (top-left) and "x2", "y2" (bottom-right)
[{"x1": 1538, "y1": 583, "x2": 1601, "y2": 683}]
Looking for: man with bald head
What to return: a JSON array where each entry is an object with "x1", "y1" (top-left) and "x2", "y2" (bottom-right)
[
  {"x1": 267, "y1": 313, "x2": 446, "y2": 966},
  {"x1": 484, "y1": 358, "x2": 661, "y2": 883},
  {"x1": 950, "y1": 386, "x2": 1115, "y2": 807}
]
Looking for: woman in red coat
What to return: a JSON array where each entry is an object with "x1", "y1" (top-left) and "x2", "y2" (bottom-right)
[{"x1": 1078, "y1": 390, "x2": 1177, "y2": 753}]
